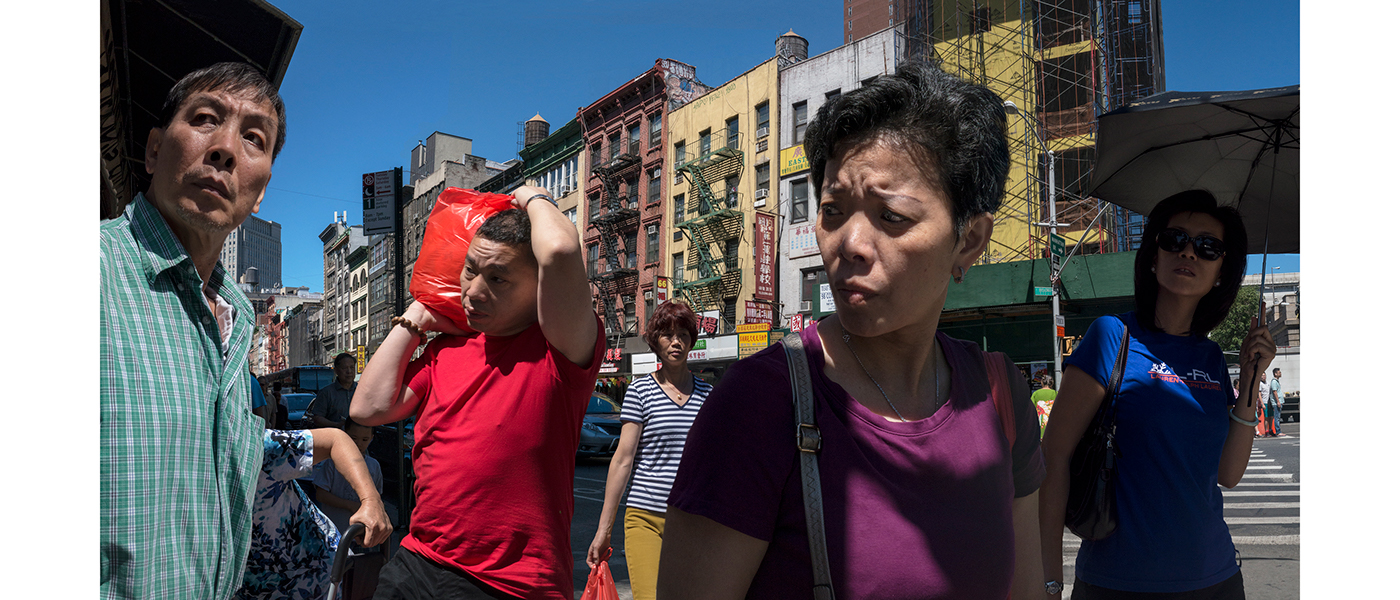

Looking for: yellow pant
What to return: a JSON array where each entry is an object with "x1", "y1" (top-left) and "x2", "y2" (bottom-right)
[{"x1": 623, "y1": 507, "x2": 666, "y2": 600}]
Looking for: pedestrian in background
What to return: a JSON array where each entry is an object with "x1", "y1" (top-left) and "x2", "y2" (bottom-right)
[
  {"x1": 1270, "y1": 368, "x2": 1284, "y2": 436},
  {"x1": 352, "y1": 186, "x2": 603, "y2": 599},
  {"x1": 1039, "y1": 190, "x2": 1275, "y2": 599},
  {"x1": 310, "y1": 353, "x2": 357, "y2": 428},
  {"x1": 250, "y1": 369, "x2": 270, "y2": 428},
  {"x1": 659, "y1": 61, "x2": 1045, "y2": 599},
  {"x1": 1259, "y1": 371, "x2": 1275, "y2": 437},
  {"x1": 313, "y1": 418, "x2": 384, "y2": 532},
  {"x1": 1031, "y1": 376, "x2": 1058, "y2": 437},
  {"x1": 101, "y1": 61, "x2": 286, "y2": 600},
  {"x1": 587, "y1": 301, "x2": 712, "y2": 600}
]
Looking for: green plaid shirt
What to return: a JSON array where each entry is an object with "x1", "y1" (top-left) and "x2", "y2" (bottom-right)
[{"x1": 100, "y1": 194, "x2": 262, "y2": 600}]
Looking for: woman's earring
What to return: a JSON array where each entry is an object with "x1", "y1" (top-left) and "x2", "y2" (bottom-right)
[
  {"x1": 954, "y1": 266, "x2": 966, "y2": 284},
  {"x1": 1214, "y1": 279, "x2": 1221, "y2": 287},
  {"x1": 1150, "y1": 265, "x2": 1156, "y2": 273}
]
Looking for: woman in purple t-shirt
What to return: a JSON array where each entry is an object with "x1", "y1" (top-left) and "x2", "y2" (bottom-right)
[{"x1": 658, "y1": 61, "x2": 1046, "y2": 600}]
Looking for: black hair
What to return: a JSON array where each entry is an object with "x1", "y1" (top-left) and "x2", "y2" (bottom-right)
[
  {"x1": 475, "y1": 209, "x2": 532, "y2": 251},
  {"x1": 344, "y1": 417, "x2": 371, "y2": 433},
  {"x1": 1133, "y1": 190, "x2": 1248, "y2": 336},
  {"x1": 272, "y1": 382, "x2": 282, "y2": 391},
  {"x1": 157, "y1": 61, "x2": 288, "y2": 160},
  {"x1": 333, "y1": 352, "x2": 356, "y2": 368},
  {"x1": 804, "y1": 60, "x2": 1010, "y2": 233}
]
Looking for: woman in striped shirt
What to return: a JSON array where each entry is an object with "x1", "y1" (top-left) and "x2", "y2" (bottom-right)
[{"x1": 587, "y1": 300, "x2": 712, "y2": 600}]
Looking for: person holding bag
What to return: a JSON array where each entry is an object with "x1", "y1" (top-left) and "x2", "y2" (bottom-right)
[
  {"x1": 1038, "y1": 190, "x2": 1276, "y2": 599},
  {"x1": 657, "y1": 61, "x2": 1045, "y2": 600}
]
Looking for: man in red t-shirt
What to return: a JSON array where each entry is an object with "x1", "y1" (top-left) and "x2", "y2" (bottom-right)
[{"x1": 352, "y1": 185, "x2": 603, "y2": 599}]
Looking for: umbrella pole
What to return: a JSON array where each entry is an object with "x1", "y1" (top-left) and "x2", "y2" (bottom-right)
[{"x1": 1246, "y1": 131, "x2": 1282, "y2": 408}]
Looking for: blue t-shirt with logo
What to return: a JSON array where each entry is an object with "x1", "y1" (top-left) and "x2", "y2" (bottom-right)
[{"x1": 1064, "y1": 312, "x2": 1237, "y2": 593}]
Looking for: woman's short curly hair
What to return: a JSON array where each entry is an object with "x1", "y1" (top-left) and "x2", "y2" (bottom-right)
[
  {"x1": 644, "y1": 301, "x2": 700, "y2": 354},
  {"x1": 804, "y1": 60, "x2": 1010, "y2": 233}
]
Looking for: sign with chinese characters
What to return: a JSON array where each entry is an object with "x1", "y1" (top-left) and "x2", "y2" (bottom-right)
[
  {"x1": 744, "y1": 301, "x2": 774, "y2": 326},
  {"x1": 356, "y1": 345, "x2": 366, "y2": 373},
  {"x1": 754, "y1": 213, "x2": 777, "y2": 300},
  {"x1": 788, "y1": 314, "x2": 806, "y2": 332},
  {"x1": 604, "y1": 348, "x2": 624, "y2": 362},
  {"x1": 789, "y1": 223, "x2": 818, "y2": 258},
  {"x1": 696, "y1": 310, "x2": 721, "y2": 337},
  {"x1": 736, "y1": 322, "x2": 771, "y2": 333},
  {"x1": 819, "y1": 283, "x2": 836, "y2": 313},
  {"x1": 779, "y1": 145, "x2": 810, "y2": 176},
  {"x1": 686, "y1": 335, "x2": 738, "y2": 362},
  {"x1": 738, "y1": 331, "x2": 770, "y2": 359},
  {"x1": 655, "y1": 276, "x2": 670, "y2": 303},
  {"x1": 362, "y1": 170, "x2": 396, "y2": 235},
  {"x1": 599, "y1": 362, "x2": 619, "y2": 374}
]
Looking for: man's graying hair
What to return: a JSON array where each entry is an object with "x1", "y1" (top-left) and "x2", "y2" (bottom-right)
[
  {"x1": 158, "y1": 61, "x2": 288, "y2": 160},
  {"x1": 804, "y1": 60, "x2": 1010, "y2": 234}
]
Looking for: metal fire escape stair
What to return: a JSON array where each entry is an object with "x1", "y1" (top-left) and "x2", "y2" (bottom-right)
[
  {"x1": 675, "y1": 134, "x2": 744, "y2": 312},
  {"x1": 588, "y1": 150, "x2": 642, "y2": 341}
]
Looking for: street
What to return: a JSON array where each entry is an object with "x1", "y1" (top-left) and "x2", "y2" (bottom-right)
[{"x1": 567, "y1": 422, "x2": 1301, "y2": 599}]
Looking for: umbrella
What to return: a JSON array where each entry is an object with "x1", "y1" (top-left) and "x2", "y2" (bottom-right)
[
  {"x1": 1088, "y1": 85, "x2": 1300, "y2": 406},
  {"x1": 1087, "y1": 85, "x2": 1299, "y2": 254}
]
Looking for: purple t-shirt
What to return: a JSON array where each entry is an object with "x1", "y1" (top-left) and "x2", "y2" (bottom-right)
[{"x1": 669, "y1": 324, "x2": 1045, "y2": 599}]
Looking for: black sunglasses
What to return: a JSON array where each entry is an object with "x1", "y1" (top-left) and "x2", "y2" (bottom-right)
[{"x1": 1156, "y1": 228, "x2": 1226, "y2": 261}]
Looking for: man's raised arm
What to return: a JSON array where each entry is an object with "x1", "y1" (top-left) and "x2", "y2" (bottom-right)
[{"x1": 511, "y1": 186, "x2": 598, "y2": 368}]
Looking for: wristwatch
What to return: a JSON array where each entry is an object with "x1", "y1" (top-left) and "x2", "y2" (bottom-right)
[
  {"x1": 524, "y1": 193, "x2": 558, "y2": 209},
  {"x1": 1045, "y1": 581, "x2": 1063, "y2": 595}
]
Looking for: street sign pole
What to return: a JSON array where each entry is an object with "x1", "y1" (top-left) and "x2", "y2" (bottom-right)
[
  {"x1": 1047, "y1": 151, "x2": 1063, "y2": 389},
  {"x1": 392, "y1": 166, "x2": 409, "y2": 532}
]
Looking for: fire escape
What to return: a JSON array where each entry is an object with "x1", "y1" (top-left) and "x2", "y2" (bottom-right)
[
  {"x1": 675, "y1": 132, "x2": 744, "y2": 320},
  {"x1": 588, "y1": 139, "x2": 642, "y2": 343}
]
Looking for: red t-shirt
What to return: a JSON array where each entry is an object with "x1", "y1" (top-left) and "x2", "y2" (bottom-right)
[{"x1": 399, "y1": 318, "x2": 604, "y2": 599}]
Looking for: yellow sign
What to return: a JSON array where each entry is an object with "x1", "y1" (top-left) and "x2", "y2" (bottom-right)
[
  {"x1": 736, "y1": 323, "x2": 772, "y2": 333},
  {"x1": 779, "y1": 145, "x2": 809, "y2": 177},
  {"x1": 737, "y1": 331, "x2": 770, "y2": 358},
  {"x1": 356, "y1": 345, "x2": 367, "y2": 373}
]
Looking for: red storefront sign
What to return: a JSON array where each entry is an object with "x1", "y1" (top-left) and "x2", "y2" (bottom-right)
[
  {"x1": 754, "y1": 213, "x2": 776, "y2": 301},
  {"x1": 745, "y1": 300, "x2": 774, "y2": 325}
]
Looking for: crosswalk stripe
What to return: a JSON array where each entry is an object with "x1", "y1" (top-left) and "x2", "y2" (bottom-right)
[
  {"x1": 1224, "y1": 502, "x2": 1300, "y2": 509},
  {"x1": 1228, "y1": 482, "x2": 1299, "y2": 487},
  {"x1": 1223, "y1": 490, "x2": 1301, "y2": 496},
  {"x1": 1246, "y1": 465, "x2": 1284, "y2": 469},
  {"x1": 1062, "y1": 533, "x2": 1299, "y2": 549},
  {"x1": 1240, "y1": 473, "x2": 1294, "y2": 481},
  {"x1": 1248, "y1": 458, "x2": 1275, "y2": 462},
  {"x1": 1226, "y1": 516, "x2": 1299, "y2": 524}
]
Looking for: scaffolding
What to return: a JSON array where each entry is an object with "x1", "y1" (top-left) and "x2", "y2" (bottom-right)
[
  {"x1": 588, "y1": 147, "x2": 642, "y2": 342},
  {"x1": 674, "y1": 133, "x2": 745, "y2": 321},
  {"x1": 901, "y1": 0, "x2": 1164, "y2": 260}
]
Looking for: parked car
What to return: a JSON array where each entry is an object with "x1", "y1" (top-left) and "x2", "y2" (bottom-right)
[
  {"x1": 1281, "y1": 392, "x2": 1300, "y2": 423},
  {"x1": 281, "y1": 393, "x2": 316, "y2": 429},
  {"x1": 578, "y1": 393, "x2": 623, "y2": 458}
]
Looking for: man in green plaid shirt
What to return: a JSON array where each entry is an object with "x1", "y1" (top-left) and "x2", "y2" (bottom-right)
[{"x1": 100, "y1": 62, "x2": 287, "y2": 600}]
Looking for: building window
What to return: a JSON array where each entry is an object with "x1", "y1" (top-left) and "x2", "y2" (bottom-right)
[
  {"x1": 588, "y1": 243, "x2": 599, "y2": 277},
  {"x1": 627, "y1": 124, "x2": 641, "y2": 156},
  {"x1": 825, "y1": 89, "x2": 842, "y2": 106},
  {"x1": 791, "y1": 179, "x2": 810, "y2": 223},
  {"x1": 724, "y1": 175, "x2": 739, "y2": 208},
  {"x1": 699, "y1": 129, "x2": 711, "y2": 156},
  {"x1": 648, "y1": 169, "x2": 661, "y2": 205},
  {"x1": 723, "y1": 239, "x2": 739, "y2": 269},
  {"x1": 623, "y1": 295, "x2": 637, "y2": 332},
  {"x1": 564, "y1": 207, "x2": 577, "y2": 224},
  {"x1": 755, "y1": 102, "x2": 769, "y2": 135},
  {"x1": 673, "y1": 252, "x2": 684, "y2": 281},
  {"x1": 644, "y1": 295, "x2": 655, "y2": 327},
  {"x1": 589, "y1": 193, "x2": 601, "y2": 221},
  {"x1": 609, "y1": 132, "x2": 621, "y2": 159},
  {"x1": 793, "y1": 101, "x2": 808, "y2": 144},
  {"x1": 625, "y1": 232, "x2": 637, "y2": 269},
  {"x1": 755, "y1": 163, "x2": 770, "y2": 196},
  {"x1": 626, "y1": 177, "x2": 639, "y2": 209},
  {"x1": 649, "y1": 113, "x2": 662, "y2": 147},
  {"x1": 800, "y1": 267, "x2": 829, "y2": 304},
  {"x1": 674, "y1": 193, "x2": 686, "y2": 225},
  {"x1": 674, "y1": 140, "x2": 686, "y2": 167},
  {"x1": 726, "y1": 116, "x2": 739, "y2": 149},
  {"x1": 722, "y1": 298, "x2": 737, "y2": 334},
  {"x1": 591, "y1": 142, "x2": 602, "y2": 169},
  {"x1": 646, "y1": 224, "x2": 659, "y2": 264},
  {"x1": 1128, "y1": 0, "x2": 1142, "y2": 23}
]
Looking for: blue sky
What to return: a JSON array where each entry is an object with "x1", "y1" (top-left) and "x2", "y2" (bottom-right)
[{"x1": 258, "y1": 0, "x2": 1301, "y2": 291}]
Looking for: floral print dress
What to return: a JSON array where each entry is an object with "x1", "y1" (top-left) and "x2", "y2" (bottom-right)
[{"x1": 235, "y1": 430, "x2": 343, "y2": 600}]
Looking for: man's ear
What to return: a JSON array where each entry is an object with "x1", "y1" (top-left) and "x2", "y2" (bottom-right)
[
  {"x1": 252, "y1": 175, "x2": 268, "y2": 214},
  {"x1": 145, "y1": 127, "x2": 164, "y2": 175}
]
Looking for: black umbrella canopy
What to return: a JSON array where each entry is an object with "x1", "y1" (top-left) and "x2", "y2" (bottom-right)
[{"x1": 1088, "y1": 86, "x2": 1299, "y2": 254}]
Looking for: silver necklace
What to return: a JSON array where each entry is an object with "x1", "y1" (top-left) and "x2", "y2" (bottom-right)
[{"x1": 841, "y1": 327, "x2": 941, "y2": 423}]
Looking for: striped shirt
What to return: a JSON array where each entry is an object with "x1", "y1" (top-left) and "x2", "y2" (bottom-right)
[
  {"x1": 620, "y1": 374, "x2": 712, "y2": 513},
  {"x1": 101, "y1": 194, "x2": 263, "y2": 600}
]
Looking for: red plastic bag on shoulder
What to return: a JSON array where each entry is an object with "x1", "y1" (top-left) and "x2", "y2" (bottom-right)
[
  {"x1": 580, "y1": 550, "x2": 620, "y2": 600},
  {"x1": 407, "y1": 187, "x2": 515, "y2": 331}
]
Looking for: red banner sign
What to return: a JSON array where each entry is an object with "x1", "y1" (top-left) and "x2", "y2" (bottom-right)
[
  {"x1": 754, "y1": 213, "x2": 777, "y2": 301},
  {"x1": 745, "y1": 300, "x2": 774, "y2": 326}
]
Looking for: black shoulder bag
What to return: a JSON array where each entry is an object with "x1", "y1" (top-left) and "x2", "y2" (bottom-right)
[{"x1": 1064, "y1": 317, "x2": 1131, "y2": 541}]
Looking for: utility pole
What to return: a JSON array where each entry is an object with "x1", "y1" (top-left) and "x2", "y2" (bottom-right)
[
  {"x1": 1005, "y1": 100, "x2": 1067, "y2": 388},
  {"x1": 392, "y1": 166, "x2": 408, "y2": 529}
]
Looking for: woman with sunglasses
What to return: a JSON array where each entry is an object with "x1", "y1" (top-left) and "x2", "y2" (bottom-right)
[{"x1": 1038, "y1": 190, "x2": 1275, "y2": 599}]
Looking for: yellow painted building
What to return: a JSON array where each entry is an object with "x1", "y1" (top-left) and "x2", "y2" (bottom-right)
[{"x1": 665, "y1": 57, "x2": 781, "y2": 331}]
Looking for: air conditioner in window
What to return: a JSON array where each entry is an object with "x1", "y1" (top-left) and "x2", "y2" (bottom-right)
[
  {"x1": 644, "y1": 290, "x2": 654, "y2": 300},
  {"x1": 756, "y1": 125, "x2": 769, "y2": 139},
  {"x1": 799, "y1": 300, "x2": 812, "y2": 312},
  {"x1": 652, "y1": 168, "x2": 662, "y2": 179},
  {"x1": 755, "y1": 188, "x2": 769, "y2": 199}
]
